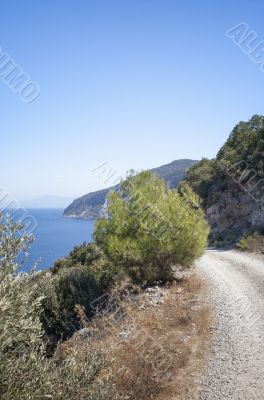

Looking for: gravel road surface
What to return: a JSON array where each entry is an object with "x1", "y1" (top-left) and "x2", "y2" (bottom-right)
[{"x1": 195, "y1": 249, "x2": 264, "y2": 400}]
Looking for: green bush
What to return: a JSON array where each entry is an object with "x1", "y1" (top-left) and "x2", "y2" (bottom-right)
[
  {"x1": 38, "y1": 266, "x2": 104, "y2": 342},
  {"x1": 51, "y1": 258, "x2": 67, "y2": 273},
  {"x1": 38, "y1": 243, "x2": 120, "y2": 344},
  {"x1": 94, "y1": 171, "x2": 209, "y2": 284},
  {"x1": 69, "y1": 242, "x2": 103, "y2": 265},
  {"x1": 51, "y1": 242, "x2": 118, "y2": 289}
]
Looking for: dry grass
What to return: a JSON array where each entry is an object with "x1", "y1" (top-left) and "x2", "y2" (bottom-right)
[{"x1": 63, "y1": 274, "x2": 212, "y2": 400}]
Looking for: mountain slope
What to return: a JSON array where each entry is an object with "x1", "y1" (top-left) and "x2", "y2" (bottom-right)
[
  {"x1": 185, "y1": 115, "x2": 264, "y2": 243},
  {"x1": 64, "y1": 159, "x2": 198, "y2": 219}
]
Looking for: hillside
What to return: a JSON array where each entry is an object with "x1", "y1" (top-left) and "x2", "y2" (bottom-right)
[
  {"x1": 185, "y1": 115, "x2": 264, "y2": 244},
  {"x1": 64, "y1": 159, "x2": 198, "y2": 219}
]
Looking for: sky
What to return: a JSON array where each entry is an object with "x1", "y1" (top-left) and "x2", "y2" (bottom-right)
[{"x1": 1, "y1": 0, "x2": 264, "y2": 202}]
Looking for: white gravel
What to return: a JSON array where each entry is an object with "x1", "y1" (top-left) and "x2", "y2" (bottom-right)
[{"x1": 195, "y1": 249, "x2": 264, "y2": 400}]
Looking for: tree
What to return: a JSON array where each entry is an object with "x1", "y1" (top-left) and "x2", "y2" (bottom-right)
[
  {"x1": 217, "y1": 115, "x2": 264, "y2": 177},
  {"x1": 94, "y1": 171, "x2": 209, "y2": 284}
]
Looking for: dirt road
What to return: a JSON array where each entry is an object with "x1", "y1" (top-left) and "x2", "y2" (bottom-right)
[{"x1": 196, "y1": 249, "x2": 264, "y2": 400}]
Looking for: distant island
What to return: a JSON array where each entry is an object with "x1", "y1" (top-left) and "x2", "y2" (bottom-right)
[{"x1": 63, "y1": 159, "x2": 198, "y2": 219}]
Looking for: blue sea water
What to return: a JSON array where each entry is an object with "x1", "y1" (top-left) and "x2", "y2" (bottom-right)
[{"x1": 22, "y1": 209, "x2": 94, "y2": 271}]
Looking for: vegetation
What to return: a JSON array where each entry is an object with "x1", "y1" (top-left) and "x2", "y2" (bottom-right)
[
  {"x1": 237, "y1": 231, "x2": 264, "y2": 253},
  {"x1": 37, "y1": 242, "x2": 121, "y2": 342},
  {"x1": 184, "y1": 115, "x2": 264, "y2": 243},
  {"x1": 64, "y1": 159, "x2": 197, "y2": 219},
  {"x1": 0, "y1": 168, "x2": 211, "y2": 398},
  {"x1": 0, "y1": 215, "x2": 43, "y2": 398},
  {"x1": 51, "y1": 242, "x2": 117, "y2": 288},
  {"x1": 184, "y1": 158, "x2": 220, "y2": 203},
  {"x1": 94, "y1": 171, "x2": 209, "y2": 284},
  {"x1": 32, "y1": 172, "x2": 209, "y2": 344},
  {"x1": 38, "y1": 266, "x2": 104, "y2": 342},
  {"x1": 0, "y1": 164, "x2": 213, "y2": 400},
  {"x1": 85, "y1": 276, "x2": 211, "y2": 400},
  {"x1": 0, "y1": 214, "x2": 118, "y2": 400},
  {"x1": 186, "y1": 115, "x2": 264, "y2": 205},
  {"x1": 217, "y1": 114, "x2": 264, "y2": 176}
]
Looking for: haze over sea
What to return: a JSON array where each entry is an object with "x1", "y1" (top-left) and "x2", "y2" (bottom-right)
[{"x1": 23, "y1": 209, "x2": 94, "y2": 271}]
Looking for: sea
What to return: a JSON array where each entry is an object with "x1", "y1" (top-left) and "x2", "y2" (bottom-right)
[{"x1": 19, "y1": 209, "x2": 94, "y2": 271}]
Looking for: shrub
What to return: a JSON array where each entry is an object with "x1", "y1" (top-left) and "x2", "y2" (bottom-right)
[
  {"x1": 51, "y1": 258, "x2": 67, "y2": 273},
  {"x1": 0, "y1": 214, "x2": 118, "y2": 400},
  {"x1": 237, "y1": 231, "x2": 264, "y2": 253},
  {"x1": 38, "y1": 266, "x2": 105, "y2": 342},
  {"x1": 69, "y1": 242, "x2": 103, "y2": 265},
  {"x1": 94, "y1": 171, "x2": 209, "y2": 284},
  {"x1": 51, "y1": 242, "x2": 118, "y2": 289},
  {"x1": 37, "y1": 243, "x2": 119, "y2": 345}
]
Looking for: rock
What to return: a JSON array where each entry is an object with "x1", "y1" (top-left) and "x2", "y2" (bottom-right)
[
  {"x1": 143, "y1": 286, "x2": 166, "y2": 306},
  {"x1": 206, "y1": 179, "x2": 264, "y2": 242},
  {"x1": 73, "y1": 328, "x2": 92, "y2": 340}
]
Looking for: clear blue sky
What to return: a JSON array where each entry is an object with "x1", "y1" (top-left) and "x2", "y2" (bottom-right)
[{"x1": 1, "y1": 0, "x2": 264, "y2": 201}]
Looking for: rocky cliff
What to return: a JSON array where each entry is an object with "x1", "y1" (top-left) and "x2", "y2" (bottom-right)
[
  {"x1": 64, "y1": 159, "x2": 198, "y2": 219},
  {"x1": 205, "y1": 179, "x2": 264, "y2": 242},
  {"x1": 185, "y1": 115, "x2": 264, "y2": 243}
]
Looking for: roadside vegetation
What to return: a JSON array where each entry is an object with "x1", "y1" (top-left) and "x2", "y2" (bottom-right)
[
  {"x1": 0, "y1": 171, "x2": 210, "y2": 399},
  {"x1": 0, "y1": 215, "x2": 117, "y2": 400},
  {"x1": 186, "y1": 115, "x2": 264, "y2": 204},
  {"x1": 237, "y1": 231, "x2": 264, "y2": 254},
  {"x1": 94, "y1": 171, "x2": 209, "y2": 284},
  {"x1": 66, "y1": 276, "x2": 211, "y2": 400}
]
